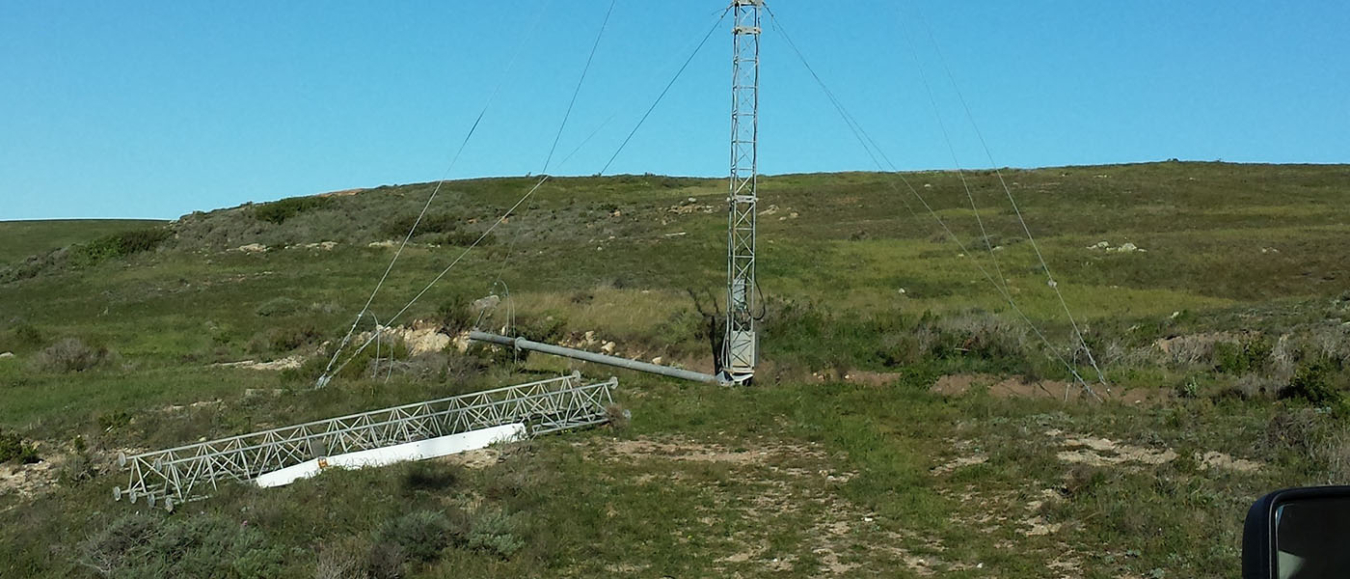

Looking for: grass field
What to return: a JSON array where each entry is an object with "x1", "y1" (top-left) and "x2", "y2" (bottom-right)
[
  {"x1": 0, "y1": 220, "x2": 167, "y2": 266},
  {"x1": 1, "y1": 162, "x2": 1348, "y2": 578}
]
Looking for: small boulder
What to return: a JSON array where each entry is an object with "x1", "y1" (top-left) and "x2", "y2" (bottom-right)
[{"x1": 472, "y1": 295, "x2": 501, "y2": 312}]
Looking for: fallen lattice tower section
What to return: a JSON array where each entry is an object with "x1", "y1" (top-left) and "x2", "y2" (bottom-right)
[{"x1": 114, "y1": 373, "x2": 617, "y2": 510}]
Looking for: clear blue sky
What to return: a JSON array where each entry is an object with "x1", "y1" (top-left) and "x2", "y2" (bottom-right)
[{"x1": 2, "y1": 1, "x2": 1346, "y2": 220}]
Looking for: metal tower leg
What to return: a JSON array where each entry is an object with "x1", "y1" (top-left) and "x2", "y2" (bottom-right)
[{"x1": 723, "y1": 0, "x2": 761, "y2": 385}]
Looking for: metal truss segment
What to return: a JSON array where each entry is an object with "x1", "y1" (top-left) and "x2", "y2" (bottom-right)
[{"x1": 115, "y1": 373, "x2": 618, "y2": 508}]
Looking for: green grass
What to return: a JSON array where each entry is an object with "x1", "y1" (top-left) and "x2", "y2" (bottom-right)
[
  {"x1": 0, "y1": 219, "x2": 167, "y2": 265},
  {"x1": 1, "y1": 162, "x2": 1349, "y2": 577}
]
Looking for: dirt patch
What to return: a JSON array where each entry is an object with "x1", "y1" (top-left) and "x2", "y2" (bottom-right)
[
  {"x1": 932, "y1": 373, "x2": 1166, "y2": 406},
  {"x1": 601, "y1": 437, "x2": 823, "y2": 467},
  {"x1": 213, "y1": 356, "x2": 305, "y2": 371},
  {"x1": 437, "y1": 447, "x2": 501, "y2": 470},
  {"x1": 1153, "y1": 331, "x2": 1250, "y2": 364},
  {"x1": 932, "y1": 374, "x2": 1073, "y2": 399},
  {"x1": 315, "y1": 188, "x2": 367, "y2": 198},
  {"x1": 1046, "y1": 430, "x2": 1262, "y2": 472},
  {"x1": 0, "y1": 443, "x2": 82, "y2": 501},
  {"x1": 1199, "y1": 451, "x2": 1262, "y2": 473},
  {"x1": 841, "y1": 370, "x2": 899, "y2": 387},
  {"x1": 932, "y1": 453, "x2": 988, "y2": 475},
  {"x1": 1022, "y1": 515, "x2": 1063, "y2": 537},
  {"x1": 0, "y1": 460, "x2": 60, "y2": 500},
  {"x1": 580, "y1": 436, "x2": 954, "y2": 575},
  {"x1": 161, "y1": 399, "x2": 222, "y2": 413},
  {"x1": 1052, "y1": 431, "x2": 1178, "y2": 467}
]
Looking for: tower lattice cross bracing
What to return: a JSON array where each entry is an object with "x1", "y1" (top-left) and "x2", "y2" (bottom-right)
[{"x1": 723, "y1": 0, "x2": 761, "y2": 384}]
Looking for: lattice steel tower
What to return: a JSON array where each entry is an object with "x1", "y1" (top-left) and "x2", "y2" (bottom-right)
[{"x1": 723, "y1": 0, "x2": 762, "y2": 384}]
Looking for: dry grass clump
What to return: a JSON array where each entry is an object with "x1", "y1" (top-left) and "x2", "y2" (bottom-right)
[{"x1": 32, "y1": 338, "x2": 114, "y2": 373}]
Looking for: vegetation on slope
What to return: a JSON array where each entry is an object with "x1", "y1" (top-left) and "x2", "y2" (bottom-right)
[
  {"x1": 0, "y1": 220, "x2": 167, "y2": 266},
  {"x1": 0, "y1": 163, "x2": 1348, "y2": 577}
]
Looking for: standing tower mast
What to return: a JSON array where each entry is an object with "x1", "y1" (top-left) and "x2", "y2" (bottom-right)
[{"x1": 723, "y1": 0, "x2": 762, "y2": 384}]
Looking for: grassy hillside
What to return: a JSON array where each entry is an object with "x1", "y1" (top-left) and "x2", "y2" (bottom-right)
[
  {"x1": 0, "y1": 219, "x2": 167, "y2": 265},
  {"x1": 0, "y1": 162, "x2": 1348, "y2": 578}
]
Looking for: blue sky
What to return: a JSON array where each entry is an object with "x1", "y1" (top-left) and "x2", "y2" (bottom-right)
[{"x1": 2, "y1": 1, "x2": 1346, "y2": 220}]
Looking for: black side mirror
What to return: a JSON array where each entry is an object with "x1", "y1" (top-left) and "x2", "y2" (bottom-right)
[{"x1": 1244, "y1": 486, "x2": 1350, "y2": 579}]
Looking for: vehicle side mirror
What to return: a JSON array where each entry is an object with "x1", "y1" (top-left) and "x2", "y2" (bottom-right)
[{"x1": 1244, "y1": 486, "x2": 1350, "y2": 578}]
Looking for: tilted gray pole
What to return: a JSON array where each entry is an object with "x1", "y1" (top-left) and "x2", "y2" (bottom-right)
[{"x1": 468, "y1": 331, "x2": 720, "y2": 384}]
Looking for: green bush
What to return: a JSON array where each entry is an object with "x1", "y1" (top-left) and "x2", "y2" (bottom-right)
[
  {"x1": 490, "y1": 314, "x2": 566, "y2": 365},
  {"x1": 517, "y1": 314, "x2": 566, "y2": 345},
  {"x1": 1214, "y1": 338, "x2": 1272, "y2": 375},
  {"x1": 384, "y1": 212, "x2": 463, "y2": 237},
  {"x1": 375, "y1": 510, "x2": 458, "y2": 563},
  {"x1": 1282, "y1": 357, "x2": 1346, "y2": 409},
  {"x1": 73, "y1": 226, "x2": 172, "y2": 264},
  {"x1": 247, "y1": 325, "x2": 320, "y2": 355},
  {"x1": 0, "y1": 319, "x2": 42, "y2": 348},
  {"x1": 0, "y1": 429, "x2": 39, "y2": 464},
  {"x1": 79, "y1": 512, "x2": 287, "y2": 578},
  {"x1": 437, "y1": 294, "x2": 473, "y2": 334},
  {"x1": 466, "y1": 507, "x2": 523, "y2": 559},
  {"x1": 252, "y1": 196, "x2": 331, "y2": 225}
]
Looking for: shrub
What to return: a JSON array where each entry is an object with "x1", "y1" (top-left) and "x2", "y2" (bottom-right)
[
  {"x1": 363, "y1": 542, "x2": 406, "y2": 579},
  {"x1": 1260, "y1": 408, "x2": 1323, "y2": 459},
  {"x1": 1062, "y1": 464, "x2": 1108, "y2": 499},
  {"x1": 6, "y1": 322, "x2": 43, "y2": 348},
  {"x1": 1232, "y1": 373, "x2": 1283, "y2": 400},
  {"x1": 1214, "y1": 338, "x2": 1272, "y2": 375},
  {"x1": 483, "y1": 451, "x2": 553, "y2": 501},
  {"x1": 605, "y1": 404, "x2": 631, "y2": 431},
  {"x1": 248, "y1": 325, "x2": 320, "y2": 355},
  {"x1": 32, "y1": 338, "x2": 112, "y2": 373},
  {"x1": 384, "y1": 212, "x2": 462, "y2": 237},
  {"x1": 440, "y1": 230, "x2": 493, "y2": 247},
  {"x1": 485, "y1": 314, "x2": 566, "y2": 365},
  {"x1": 98, "y1": 410, "x2": 133, "y2": 432},
  {"x1": 466, "y1": 507, "x2": 523, "y2": 559},
  {"x1": 1325, "y1": 431, "x2": 1350, "y2": 484},
  {"x1": 437, "y1": 294, "x2": 473, "y2": 334},
  {"x1": 73, "y1": 227, "x2": 172, "y2": 264},
  {"x1": 0, "y1": 429, "x2": 39, "y2": 464},
  {"x1": 253, "y1": 196, "x2": 331, "y2": 224},
  {"x1": 1281, "y1": 357, "x2": 1345, "y2": 408},
  {"x1": 517, "y1": 314, "x2": 566, "y2": 345},
  {"x1": 314, "y1": 548, "x2": 361, "y2": 579},
  {"x1": 58, "y1": 452, "x2": 95, "y2": 486},
  {"x1": 375, "y1": 510, "x2": 456, "y2": 563},
  {"x1": 255, "y1": 297, "x2": 302, "y2": 317},
  {"x1": 79, "y1": 512, "x2": 287, "y2": 578}
]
